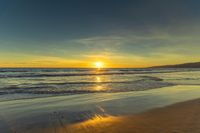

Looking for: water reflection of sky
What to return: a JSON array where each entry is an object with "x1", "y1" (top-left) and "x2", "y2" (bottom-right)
[{"x1": 1, "y1": 85, "x2": 200, "y2": 133}]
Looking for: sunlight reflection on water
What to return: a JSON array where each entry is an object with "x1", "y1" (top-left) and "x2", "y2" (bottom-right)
[{"x1": 67, "y1": 115, "x2": 119, "y2": 133}]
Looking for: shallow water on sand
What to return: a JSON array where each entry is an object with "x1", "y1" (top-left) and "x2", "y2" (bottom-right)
[{"x1": 0, "y1": 85, "x2": 200, "y2": 133}]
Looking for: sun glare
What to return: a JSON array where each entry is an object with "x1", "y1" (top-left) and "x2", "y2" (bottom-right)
[{"x1": 95, "y1": 61, "x2": 104, "y2": 69}]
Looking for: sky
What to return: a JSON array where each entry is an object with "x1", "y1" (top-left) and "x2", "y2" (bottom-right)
[{"x1": 0, "y1": 0, "x2": 200, "y2": 68}]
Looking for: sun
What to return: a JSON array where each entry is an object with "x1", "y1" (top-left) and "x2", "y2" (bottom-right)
[{"x1": 95, "y1": 61, "x2": 104, "y2": 69}]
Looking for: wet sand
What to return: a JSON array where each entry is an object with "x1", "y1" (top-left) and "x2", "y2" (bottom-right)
[
  {"x1": 1, "y1": 85, "x2": 200, "y2": 133},
  {"x1": 67, "y1": 99, "x2": 200, "y2": 133}
]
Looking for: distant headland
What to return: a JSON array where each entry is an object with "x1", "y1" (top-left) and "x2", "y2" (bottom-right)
[{"x1": 150, "y1": 62, "x2": 200, "y2": 68}]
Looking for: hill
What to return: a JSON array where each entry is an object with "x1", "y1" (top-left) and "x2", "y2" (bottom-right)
[{"x1": 151, "y1": 62, "x2": 200, "y2": 68}]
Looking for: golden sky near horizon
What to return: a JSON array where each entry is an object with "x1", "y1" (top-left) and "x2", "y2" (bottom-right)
[{"x1": 0, "y1": 51, "x2": 199, "y2": 68}]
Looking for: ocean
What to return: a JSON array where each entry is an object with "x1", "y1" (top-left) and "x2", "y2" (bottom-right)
[
  {"x1": 1, "y1": 68, "x2": 200, "y2": 132},
  {"x1": 0, "y1": 68, "x2": 200, "y2": 101}
]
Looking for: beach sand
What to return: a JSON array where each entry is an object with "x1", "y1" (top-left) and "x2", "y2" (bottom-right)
[
  {"x1": 67, "y1": 99, "x2": 200, "y2": 133},
  {"x1": 1, "y1": 85, "x2": 200, "y2": 133}
]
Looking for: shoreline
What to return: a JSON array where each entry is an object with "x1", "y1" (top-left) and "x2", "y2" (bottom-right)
[
  {"x1": 0, "y1": 85, "x2": 200, "y2": 133},
  {"x1": 67, "y1": 98, "x2": 200, "y2": 133}
]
